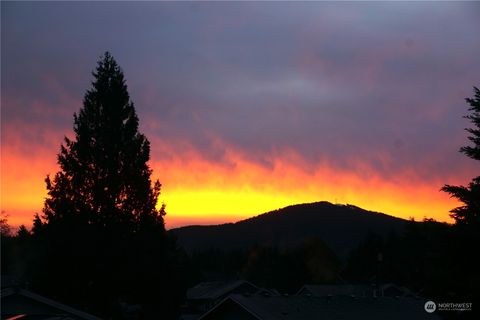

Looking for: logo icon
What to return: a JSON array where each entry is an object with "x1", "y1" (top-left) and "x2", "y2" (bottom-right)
[{"x1": 425, "y1": 301, "x2": 436, "y2": 313}]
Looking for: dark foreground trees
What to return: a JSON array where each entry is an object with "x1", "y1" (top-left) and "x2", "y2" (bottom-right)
[
  {"x1": 440, "y1": 86, "x2": 480, "y2": 310},
  {"x1": 26, "y1": 52, "x2": 186, "y2": 319},
  {"x1": 442, "y1": 87, "x2": 480, "y2": 226},
  {"x1": 345, "y1": 87, "x2": 480, "y2": 317}
]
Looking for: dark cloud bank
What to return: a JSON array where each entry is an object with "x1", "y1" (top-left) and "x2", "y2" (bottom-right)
[{"x1": 2, "y1": 1, "x2": 479, "y2": 184}]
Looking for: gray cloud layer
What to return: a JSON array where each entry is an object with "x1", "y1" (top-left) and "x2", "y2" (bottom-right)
[{"x1": 2, "y1": 1, "x2": 479, "y2": 183}]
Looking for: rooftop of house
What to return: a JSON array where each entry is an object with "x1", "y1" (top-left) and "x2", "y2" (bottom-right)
[
  {"x1": 186, "y1": 280, "x2": 258, "y2": 301},
  {"x1": 200, "y1": 294, "x2": 439, "y2": 320},
  {"x1": 1, "y1": 287, "x2": 103, "y2": 320},
  {"x1": 297, "y1": 283, "x2": 418, "y2": 298},
  {"x1": 297, "y1": 284, "x2": 372, "y2": 297}
]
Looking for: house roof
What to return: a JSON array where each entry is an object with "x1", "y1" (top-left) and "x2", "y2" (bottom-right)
[
  {"x1": 380, "y1": 283, "x2": 416, "y2": 297},
  {"x1": 186, "y1": 280, "x2": 258, "y2": 300},
  {"x1": 296, "y1": 284, "x2": 372, "y2": 297},
  {"x1": 1, "y1": 287, "x2": 103, "y2": 320},
  {"x1": 199, "y1": 294, "x2": 440, "y2": 320},
  {"x1": 254, "y1": 288, "x2": 280, "y2": 297}
]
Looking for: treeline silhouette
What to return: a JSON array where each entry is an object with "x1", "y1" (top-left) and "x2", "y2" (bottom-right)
[
  {"x1": 188, "y1": 237, "x2": 340, "y2": 293},
  {"x1": 2, "y1": 214, "x2": 478, "y2": 316},
  {"x1": 1, "y1": 52, "x2": 478, "y2": 320},
  {"x1": 174, "y1": 218, "x2": 479, "y2": 300}
]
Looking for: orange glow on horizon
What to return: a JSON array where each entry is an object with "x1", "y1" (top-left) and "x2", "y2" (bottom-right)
[
  {"x1": 153, "y1": 144, "x2": 461, "y2": 228},
  {"x1": 2, "y1": 138, "x2": 464, "y2": 230}
]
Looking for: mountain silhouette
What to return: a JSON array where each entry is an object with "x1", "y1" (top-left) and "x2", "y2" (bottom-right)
[{"x1": 170, "y1": 201, "x2": 410, "y2": 258}]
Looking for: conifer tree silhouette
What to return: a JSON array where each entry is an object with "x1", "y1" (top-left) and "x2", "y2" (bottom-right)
[
  {"x1": 30, "y1": 53, "x2": 184, "y2": 319},
  {"x1": 442, "y1": 87, "x2": 480, "y2": 226},
  {"x1": 42, "y1": 51, "x2": 165, "y2": 230}
]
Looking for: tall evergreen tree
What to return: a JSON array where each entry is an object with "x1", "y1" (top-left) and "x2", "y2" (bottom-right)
[
  {"x1": 42, "y1": 51, "x2": 165, "y2": 230},
  {"x1": 442, "y1": 87, "x2": 480, "y2": 226},
  {"x1": 30, "y1": 53, "x2": 184, "y2": 319}
]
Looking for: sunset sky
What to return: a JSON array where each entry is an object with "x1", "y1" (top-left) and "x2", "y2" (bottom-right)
[{"x1": 1, "y1": 1, "x2": 479, "y2": 229}]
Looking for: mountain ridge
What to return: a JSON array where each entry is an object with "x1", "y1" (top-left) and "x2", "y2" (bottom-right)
[{"x1": 170, "y1": 201, "x2": 410, "y2": 258}]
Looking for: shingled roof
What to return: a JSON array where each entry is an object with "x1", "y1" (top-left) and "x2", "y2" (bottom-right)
[
  {"x1": 297, "y1": 284, "x2": 372, "y2": 297},
  {"x1": 1, "y1": 287, "x2": 103, "y2": 320},
  {"x1": 199, "y1": 294, "x2": 440, "y2": 320},
  {"x1": 187, "y1": 280, "x2": 258, "y2": 301}
]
